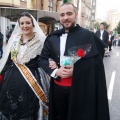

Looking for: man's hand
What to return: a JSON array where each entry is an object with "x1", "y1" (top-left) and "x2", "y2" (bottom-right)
[
  {"x1": 49, "y1": 58, "x2": 58, "y2": 69},
  {"x1": 56, "y1": 66, "x2": 73, "y2": 78}
]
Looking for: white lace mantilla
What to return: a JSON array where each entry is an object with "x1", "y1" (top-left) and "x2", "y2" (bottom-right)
[{"x1": 16, "y1": 34, "x2": 42, "y2": 64}]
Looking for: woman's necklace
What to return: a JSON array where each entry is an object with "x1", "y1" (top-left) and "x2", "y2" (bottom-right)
[{"x1": 20, "y1": 34, "x2": 35, "y2": 45}]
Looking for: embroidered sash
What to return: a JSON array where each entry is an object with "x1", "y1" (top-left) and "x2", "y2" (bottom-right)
[
  {"x1": 14, "y1": 62, "x2": 48, "y2": 116},
  {"x1": 11, "y1": 35, "x2": 21, "y2": 62},
  {"x1": 11, "y1": 35, "x2": 48, "y2": 117}
]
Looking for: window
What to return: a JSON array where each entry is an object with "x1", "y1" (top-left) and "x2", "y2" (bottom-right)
[
  {"x1": 48, "y1": 0, "x2": 53, "y2": 11},
  {"x1": 48, "y1": 0, "x2": 57, "y2": 11}
]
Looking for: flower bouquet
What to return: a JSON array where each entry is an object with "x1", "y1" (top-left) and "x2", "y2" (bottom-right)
[{"x1": 60, "y1": 44, "x2": 91, "y2": 66}]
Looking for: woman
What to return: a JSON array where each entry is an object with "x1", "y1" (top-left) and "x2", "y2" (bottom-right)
[{"x1": 0, "y1": 12, "x2": 49, "y2": 120}]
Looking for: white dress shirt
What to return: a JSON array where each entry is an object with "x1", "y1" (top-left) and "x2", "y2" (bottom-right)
[
  {"x1": 108, "y1": 34, "x2": 111, "y2": 41},
  {"x1": 100, "y1": 30, "x2": 104, "y2": 40},
  {"x1": 51, "y1": 33, "x2": 68, "y2": 78}
]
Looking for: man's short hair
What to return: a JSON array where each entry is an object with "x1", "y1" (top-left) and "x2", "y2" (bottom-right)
[
  {"x1": 61, "y1": 2, "x2": 78, "y2": 12},
  {"x1": 100, "y1": 22, "x2": 105, "y2": 26}
]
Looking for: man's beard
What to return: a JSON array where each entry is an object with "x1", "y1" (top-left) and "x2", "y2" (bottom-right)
[{"x1": 62, "y1": 22, "x2": 75, "y2": 30}]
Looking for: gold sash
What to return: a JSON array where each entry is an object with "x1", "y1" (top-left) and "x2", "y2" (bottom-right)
[
  {"x1": 11, "y1": 35, "x2": 48, "y2": 116},
  {"x1": 14, "y1": 62, "x2": 48, "y2": 116}
]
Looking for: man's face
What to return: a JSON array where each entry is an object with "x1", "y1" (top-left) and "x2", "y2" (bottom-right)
[
  {"x1": 100, "y1": 24, "x2": 105, "y2": 30},
  {"x1": 59, "y1": 4, "x2": 78, "y2": 31}
]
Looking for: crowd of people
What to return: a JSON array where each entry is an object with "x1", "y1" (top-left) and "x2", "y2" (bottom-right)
[
  {"x1": 95, "y1": 22, "x2": 120, "y2": 57},
  {"x1": 0, "y1": 2, "x2": 117, "y2": 120}
]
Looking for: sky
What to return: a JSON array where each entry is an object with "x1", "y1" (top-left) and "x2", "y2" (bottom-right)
[{"x1": 96, "y1": 0, "x2": 120, "y2": 20}]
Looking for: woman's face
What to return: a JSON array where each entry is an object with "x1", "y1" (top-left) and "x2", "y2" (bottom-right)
[{"x1": 19, "y1": 16, "x2": 34, "y2": 35}]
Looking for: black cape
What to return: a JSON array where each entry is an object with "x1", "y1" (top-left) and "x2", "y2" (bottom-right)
[{"x1": 40, "y1": 25, "x2": 110, "y2": 120}]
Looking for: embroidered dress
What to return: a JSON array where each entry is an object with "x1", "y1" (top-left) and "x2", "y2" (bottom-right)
[{"x1": 0, "y1": 34, "x2": 49, "y2": 120}]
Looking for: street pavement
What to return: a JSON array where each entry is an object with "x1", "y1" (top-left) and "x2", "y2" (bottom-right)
[
  {"x1": 0, "y1": 45, "x2": 120, "y2": 120},
  {"x1": 104, "y1": 46, "x2": 120, "y2": 120}
]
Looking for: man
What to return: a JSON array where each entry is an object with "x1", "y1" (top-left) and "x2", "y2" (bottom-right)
[
  {"x1": 39, "y1": 3, "x2": 110, "y2": 120},
  {"x1": 108, "y1": 31, "x2": 114, "y2": 51},
  {"x1": 6, "y1": 26, "x2": 10, "y2": 43},
  {"x1": 96, "y1": 23, "x2": 109, "y2": 56},
  {"x1": 0, "y1": 29, "x2": 3, "y2": 59}
]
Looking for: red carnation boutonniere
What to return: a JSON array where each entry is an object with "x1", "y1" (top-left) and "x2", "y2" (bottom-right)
[
  {"x1": 60, "y1": 44, "x2": 91, "y2": 66},
  {"x1": 76, "y1": 49, "x2": 85, "y2": 58},
  {"x1": 0, "y1": 74, "x2": 3, "y2": 84}
]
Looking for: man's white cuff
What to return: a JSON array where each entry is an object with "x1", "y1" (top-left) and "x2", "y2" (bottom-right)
[{"x1": 50, "y1": 68, "x2": 58, "y2": 78}]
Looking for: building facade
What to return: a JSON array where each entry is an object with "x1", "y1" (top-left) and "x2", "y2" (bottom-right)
[
  {"x1": 0, "y1": 0, "x2": 96, "y2": 43},
  {"x1": 107, "y1": 9, "x2": 120, "y2": 31},
  {"x1": 0, "y1": 0, "x2": 62, "y2": 43},
  {"x1": 73, "y1": 0, "x2": 96, "y2": 29}
]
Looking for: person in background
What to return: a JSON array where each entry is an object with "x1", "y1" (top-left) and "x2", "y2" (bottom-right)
[
  {"x1": 0, "y1": 12, "x2": 49, "y2": 120},
  {"x1": 108, "y1": 31, "x2": 114, "y2": 51},
  {"x1": 112, "y1": 37, "x2": 117, "y2": 46},
  {"x1": 110, "y1": 31, "x2": 114, "y2": 49},
  {"x1": 117, "y1": 34, "x2": 120, "y2": 46},
  {"x1": 39, "y1": 2, "x2": 110, "y2": 120},
  {"x1": 8, "y1": 29, "x2": 13, "y2": 40},
  {"x1": 0, "y1": 29, "x2": 3, "y2": 59},
  {"x1": 96, "y1": 22, "x2": 109, "y2": 57},
  {"x1": 6, "y1": 26, "x2": 10, "y2": 43}
]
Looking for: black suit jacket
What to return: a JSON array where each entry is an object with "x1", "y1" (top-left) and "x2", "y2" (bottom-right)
[
  {"x1": 39, "y1": 26, "x2": 107, "y2": 76},
  {"x1": 39, "y1": 25, "x2": 110, "y2": 120},
  {"x1": 96, "y1": 30, "x2": 109, "y2": 46}
]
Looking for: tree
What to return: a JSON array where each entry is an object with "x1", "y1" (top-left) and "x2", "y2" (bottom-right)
[
  {"x1": 116, "y1": 21, "x2": 120, "y2": 34},
  {"x1": 94, "y1": 22, "x2": 100, "y2": 30},
  {"x1": 113, "y1": 28, "x2": 117, "y2": 37},
  {"x1": 63, "y1": 0, "x2": 70, "y2": 3}
]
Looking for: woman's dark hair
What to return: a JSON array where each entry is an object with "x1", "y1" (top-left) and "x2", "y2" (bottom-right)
[{"x1": 18, "y1": 12, "x2": 35, "y2": 27}]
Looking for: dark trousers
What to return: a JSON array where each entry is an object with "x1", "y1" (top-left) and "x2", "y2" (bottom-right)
[
  {"x1": 108, "y1": 43, "x2": 112, "y2": 51},
  {"x1": 53, "y1": 83, "x2": 71, "y2": 120}
]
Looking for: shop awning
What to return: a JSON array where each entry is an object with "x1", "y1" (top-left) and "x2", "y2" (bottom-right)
[{"x1": 0, "y1": 7, "x2": 59, "y2": 21}]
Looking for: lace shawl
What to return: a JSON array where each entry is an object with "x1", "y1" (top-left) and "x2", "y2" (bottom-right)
[{"x1": 16, "y1": 34, "x2": 42, "y2": 64}]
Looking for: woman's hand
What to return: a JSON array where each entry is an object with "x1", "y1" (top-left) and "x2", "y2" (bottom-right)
[{"x1": 49, "y1": 58, "x2": 58, "y2": 69}]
